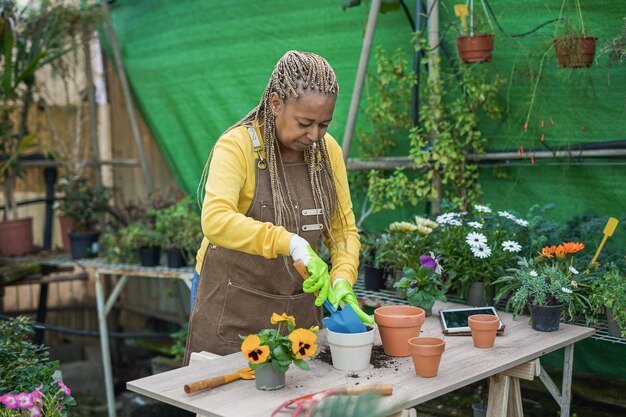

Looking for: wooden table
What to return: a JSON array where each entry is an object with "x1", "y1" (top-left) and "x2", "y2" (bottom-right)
[{"x1": 127, "y1": 301, "x2": 594, "y2": 417}]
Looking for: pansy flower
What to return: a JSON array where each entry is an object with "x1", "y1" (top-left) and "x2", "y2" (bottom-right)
[
  {"x1": 241, "y1": 334, "x2": 270, "y2": 364},
  {"x1": 288, "y1": 328, "x2": 318, "y2": 359},
  {"x1": 270, "y1": 312, "x2": 295, "y2": 326}
]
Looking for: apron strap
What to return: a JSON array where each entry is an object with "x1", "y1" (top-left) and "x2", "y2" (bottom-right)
[{"x1": 247, "y1": 127, "x2": 267, "y2": 170}]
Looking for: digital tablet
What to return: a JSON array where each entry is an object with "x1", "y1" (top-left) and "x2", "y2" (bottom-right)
[{"x1": 439, "y1": 306, "x2": 505, "y2": 335}]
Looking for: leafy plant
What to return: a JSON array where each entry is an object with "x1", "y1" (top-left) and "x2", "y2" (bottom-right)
[
  {"x1": 589, "y1": 262, "x2": 626, "y2": 337},
  {"x1": 394, "y1": 254, "x2": 447, "y2": 310},
  {"x1": 0, "y1": 316, "x2": 75, "y2": 416},
  {"x1": 55, "y1": 176, "x2": 109, "y2": 232},
  {"x1": 240, "y1": 313, "x2": 318, "y2": 373},
  {"x1": 152, "y1": 196, "x2": 202, "y2": 264},
  {"x1": 376, "y1": 217, "x2": 438, "y2": 274},
  {"x1": 169, "y1": 323, "x2": 188, "y2": 364}
]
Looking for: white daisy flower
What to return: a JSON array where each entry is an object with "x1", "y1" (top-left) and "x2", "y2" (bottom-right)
[
  {"x1": 467, "y1": 221, "x2": 483, "y2": 229},
  {"x1": 568, "y1": 266, "x2": 579, "y2": 275},
  {"x1": 501, "y1": 240, "x2": 522, "y2": 253},
  {"x1": 474, "y1": 205, "x2": 492, "y2": 213},
  {"x1": 498, "y1": 210, "x2": 515, "y2": 220},
  {"x1": 529, "y1": 270, "x2": 538, "y2": 277},
  {"x1": 466, "y1": 232, "x2": 488, "y2": 247},
  {"x1": 389, "y1": 221, "x2": 418, "y2": 232},
  {"x1": 471, "y1": 244, "x2": 492, "y2": 259},
  {"x1": 513, "y1": 218, "x2": 529, "y2": 227},
  {"x1": 561, "y1": 287, "x2": 573, "y2": 294},
  {"x1": 448, "y1": 219, "x2": 463, "y2": 226}
]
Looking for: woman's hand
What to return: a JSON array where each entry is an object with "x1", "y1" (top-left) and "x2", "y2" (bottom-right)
[
  {"x1": 333, "y1": 279, "x2": 374, "y2": 324},
  {"x1": 290, "y1": 235, "x2": 336, "y2": 306}
]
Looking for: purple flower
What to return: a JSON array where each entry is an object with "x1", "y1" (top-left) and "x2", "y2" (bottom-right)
[
  {"x1": 420, "y1": 255, "x2": 437, "y2": 270},
  {"x1": 17, "y1": 392, "x2": 34, "y2": 409},
  {"x1": 1, "y1": 393, "x2": 18, "y2": 409},
  {"x1": 29, "y1": 405, "x2": 43, "y2": 417},
  {"x1": 57, "y1": 380, "x2": 72, "y2": 396}
]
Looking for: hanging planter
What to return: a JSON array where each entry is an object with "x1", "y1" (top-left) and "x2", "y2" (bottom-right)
[
  {"x1": 554, "y1": 36, "x2": 597, "y2": 67},
  {"x1": 457, "y1": 34, "x2": 495, "y2": 63}
]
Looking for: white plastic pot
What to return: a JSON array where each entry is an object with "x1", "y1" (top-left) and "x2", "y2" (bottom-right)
[{"x1": 326, "y1": 325, "x2": 376, "y2": 371}]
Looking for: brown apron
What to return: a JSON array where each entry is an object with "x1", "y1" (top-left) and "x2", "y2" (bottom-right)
[{"x1": 184, "y1": 133, "x2": 332, "y2": 363}]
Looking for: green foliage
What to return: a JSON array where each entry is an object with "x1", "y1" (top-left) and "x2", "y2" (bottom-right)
[
  {"x1": 589, "y1": 262, "x2": 626, "y2": 337},
  {"x1": 597, "y1": 17, "x2": 626, "y2": 62},
  {"x1": 152, "y1": 196, "x2": 202, "y2": 264},
  {"x1": 101, "y1": 222, "x2": 163, "y2": 263},
  {"x1": 56, "y1": 176, "x2": 109, "y2": 232},
  {"x1": 169, "y1": 323, "x2": 188, "y2": 363},
  {"x1": 376, "y1": 217, "x2": 438, "y2": 273},
  {"x1": 394, "y1": 262, "x2": 447, "y2": 310}
]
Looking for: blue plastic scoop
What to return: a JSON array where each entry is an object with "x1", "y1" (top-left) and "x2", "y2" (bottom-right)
[{"x1": 294, "y1": 260, "x2": 367, "y2": 334}]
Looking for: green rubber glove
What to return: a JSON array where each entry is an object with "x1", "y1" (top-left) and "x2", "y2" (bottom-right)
[
  {"x1": 302, "y1": 246, "x2": 337, "y2": 307},
  {"x1": 333, "y1": 279, "x2": 375, "y2": 325}
]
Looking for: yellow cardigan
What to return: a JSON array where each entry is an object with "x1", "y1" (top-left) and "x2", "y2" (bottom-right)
[{"x1": 194, "y1": 125, "x2": 361, "y2": 285}]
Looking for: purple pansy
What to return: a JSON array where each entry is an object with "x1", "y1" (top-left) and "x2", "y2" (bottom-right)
[{"x1": 420, "y1": 253, "x2": 443, "y2": 274}]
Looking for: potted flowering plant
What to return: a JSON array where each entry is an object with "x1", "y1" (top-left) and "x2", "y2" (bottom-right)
[
  {"x1": 433, "y1": 204, "x2": 529, "y2": 306},
  {"x1": 497, "y1": 242, "x2": 593, "y2": 332},
  {"x1": 589, "y1": 262, "x2": 626, "y2": 338},
  {"x1": 394, "y1": 253, "x2": 447, "y2": 316},
  {"x1": 240, "y1": 313, "x2": 318, "y2": 391},
  {"x1": 0, "y1": 316, "x2": 76, "y2": 416}
]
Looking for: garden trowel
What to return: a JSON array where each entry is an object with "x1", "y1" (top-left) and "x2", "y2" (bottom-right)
[
  {"x1": 183, "y1": 367, "x2": 255, "y2": 394},
  {"x1": 591, "y1": 217, "x2": 619, "y2": 265},
  {"x1": 293, "y1": 260, "x2": 367, "y2": 334}
]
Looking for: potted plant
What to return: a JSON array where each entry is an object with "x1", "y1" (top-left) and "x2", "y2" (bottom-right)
[
  {"x1": 434, "y1": 204, "x2": 529, "y2": 306},
  {"x1": 240, "y1": 313, "x2": 318, "y2": 391},
  {"x1": 499, "y1": 242, "x2": 593, "y2": 332},
  {"x1": 121, "y1": 222, "x2": 164, "y2": 267},
  {"x1": 393, "y1": 253, "x2": 447, "y2": 316},
  {"x1": 454, "y1": 2, "x2": 495, "y2": 63},
  {"x1": 55, "y1": 176, "x2": 109, "y2": 259},
  {"x1": 360, "y1": 229, "x2": 387, "y2": 291},
  {"x1": 153, "y1": 196, "x2": 202, "y2": 268},
  {"x1": 0, "y1": 316, "x2": 76, "y2": 416},
  {"x1": 0, "y1": 1, "x2": 90, "y2": 256},
  {"x1": 589, "y1": 262, "x2": 626, "y2": 338},
  {"x1": 553, "y1": 0, "x2": 598, "y2": 68}
]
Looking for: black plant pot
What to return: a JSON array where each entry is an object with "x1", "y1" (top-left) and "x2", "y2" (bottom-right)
[
  {"x1": 166, "y1": 249, "x2": 186, "y2": 268},
  {"x1": 364, "y1": 265, "x2": 385, "y2": 291},
  {"x1": 68, "y1": 231, "x2": 100, "y2": 260},
  {"x1": 529, "y1": 304, "x2": 563, "y2": 332},
  {"x1": 139, "y1": 246, "x2": 161, "y2": 267}
]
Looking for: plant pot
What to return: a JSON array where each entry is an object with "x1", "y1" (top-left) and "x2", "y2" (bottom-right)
[
  {"x1": 529, "y1": 304, "x2": 563, "y2": 332},
  {"x1": 468, "y1": 314, "x2": 500, "y2": 348},
  {"x1": 605, "y1": 307, "x2": 622, "y2": 338},
  {"x1": 0, "y1": 217, "x2": 34, "y2": 256},
  {"x1": 139, "y1": 246, "x2": 161, "y2": 267},
  {"x1": 466, "y1": 282, "x2": 486, "y2": 307},
  {"x1": 326, "y1": 324, "x2": 376, "y2": 371},
  {"x1": 68, "y1": 231, "x2": 100, "y2": 260},
  {"x1": 364, "y1": 265, "x2": 385, "y2": 291},
  {"x1": 374, "y1": 305, "x2": 425, "y2": 357},
  {"x1": 58, "y1": 216, "x2": 76, "y2": 254},
  {"x1": 408, "y1": 336, "x2": 445, "y2": 378},
  {"x1": 554, "y1": 36, "x2": 597, "y2": 68},
  {"x1": 472, "y1": 403, "x2": 487, "y2": 417},
  {"x1": 255, "y1": 364, "x2": 285, "y2": 391},
  {"x1": 166, "y1": 249, "x2": 186, "y2": 268},
  {"x1": 457, "y1": 34, "x2": 494, "y2": 63}
]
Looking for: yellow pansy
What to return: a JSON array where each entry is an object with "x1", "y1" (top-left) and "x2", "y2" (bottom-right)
[
  {"x1": 271, "y1": 312, "x2": 296, "y2": 326},
  {"x1": 288, "y1": 328, "x2": 318, "y2": 359},
  {"x1": 241, "y1": 334, "x2": 270, "y2": 364}
]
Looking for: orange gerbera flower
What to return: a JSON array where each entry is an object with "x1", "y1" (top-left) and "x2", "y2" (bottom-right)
[
  {"x1": 541, "y1": 246, "x2": 556, "y2": 258},
  {"x1": 288, "y1": 328, "x2": 318, "y2": 359},
  {"x1": 554, "y1": 245, "x2": 567, "y2": 259},
  {"x1": 271, "y1": 312, "x2": 296, "y2": 326},
  {"x1": 562, "y1": 242, "x2": 584, "y2": 254},
  {"x1": 241, "y1": 334, "x2": 270, "y2": 364}
]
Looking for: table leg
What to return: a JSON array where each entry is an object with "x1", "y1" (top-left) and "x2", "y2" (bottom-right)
[
  {"x1": 95, "y1": 272, "x2": 116, "y2": 417},
  {"x1": 560, "y1": 344, "x2": 574, "y2": 417},
  {"x1": 487, "y1": 374, "x2": 511, "y2": 417},
  {"x1": 508, "y1": 377, "x2": 524, "y2": 417}
]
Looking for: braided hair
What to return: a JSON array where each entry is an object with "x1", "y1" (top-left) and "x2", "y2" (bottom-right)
[{"x1": 198, "y1": 51, "x2": 346, "y2": 248}]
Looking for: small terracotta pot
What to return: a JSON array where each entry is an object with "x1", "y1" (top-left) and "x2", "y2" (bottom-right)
[
  {"x1": 468, "y1": 314, "x2": 500, "y2": 348},
  {"x1": 408, "y1": 337, "x2": 445, "y2": 378},
  {"x1": 374, "y1": 305, "x2": 425, "y2": 357}
]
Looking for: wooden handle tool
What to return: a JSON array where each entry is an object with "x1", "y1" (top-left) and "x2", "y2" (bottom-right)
[{"x1": 184, "y1": 367, "x2": 254, "y2": 394}]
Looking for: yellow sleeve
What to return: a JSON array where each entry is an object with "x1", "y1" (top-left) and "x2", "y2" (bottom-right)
[
  {"x1": 198, "y1": 128, "x2": 292, "y2": 262},
  {"x1": 323, "y1": 135, "x2": 361, "y2": 285}
]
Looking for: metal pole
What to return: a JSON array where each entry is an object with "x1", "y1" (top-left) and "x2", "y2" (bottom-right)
[
  {"x1": 95, "y1": 272, "x2": 116, "y2": 417},
  {"x1": 100, "y1": 0, "x2": 153, "y2": 192},
  {"x1": 341, "y1": 0, "x2": 382, "y2": 161},
  {"x1": 427, "y1": 0, "x2": 441, "y2": 214}
]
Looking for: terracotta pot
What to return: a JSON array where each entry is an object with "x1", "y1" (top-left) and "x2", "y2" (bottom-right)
[
  {"x1": 58, "y1": 216, "x2": 76, "y2": 254},
  {"x1": 456, "y1": 34, "x2": 494, "y2": 63},
  {"x1": 374, "y1": 305, "x2": 425, "y2": 357},
  {"x1": 468, "y1": 314, "x2": 500, "y2": 348},
  {"x1": 326, "y1": 324, "x2": 376, "y2": 371},
  {"x1": 408, "y1": 336, "x2": 445, "y2": 378},
  {"x1": 554, "y1": 36, "x2": 597, "y2": 68},
  {"x1": 0, "y1": 217, "x2": 34, "y2": 256}
]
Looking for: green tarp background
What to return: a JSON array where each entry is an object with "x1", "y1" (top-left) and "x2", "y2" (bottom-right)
[{"x1": 108, "y1": 0, "x2": 626, "y2": 378}]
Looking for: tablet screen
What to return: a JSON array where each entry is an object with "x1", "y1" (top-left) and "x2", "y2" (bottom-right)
[{"x1": 440, "y1": 307, "x2": 503, "y2": 333}]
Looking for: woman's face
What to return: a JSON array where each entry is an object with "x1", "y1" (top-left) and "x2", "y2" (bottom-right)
[{"x1": 270, "y1": 89, "x2": 336, "y2": 159}]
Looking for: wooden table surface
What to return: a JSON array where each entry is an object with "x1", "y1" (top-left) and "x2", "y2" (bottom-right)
[{"x1": 127, "y1": 301, "x2": 594, "y2": 417}]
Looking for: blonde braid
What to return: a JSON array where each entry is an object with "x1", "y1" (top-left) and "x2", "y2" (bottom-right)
[{"x1": 198, "y1": 51, "x2": 346, "y2": 248}]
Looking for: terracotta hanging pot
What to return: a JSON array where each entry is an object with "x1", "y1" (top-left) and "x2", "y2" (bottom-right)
[
  {"x1": 553, "y1": 36, "x2": 597, "y2": 68},
  {"x1": 408, "y1": 336, "x2": 445, "y2": 378},
  {"x1": 0, "y1": 217, "x2": 34, "y2": 256},
  {"x1": 326, "y1": 324, "x2": 376, "y2": 371},
  {"x1": 456, "y1": 34, "x2": 494, "y2": 63},
  {"x1": 374, "y1": 305, "x2": 425, "y2": 357},
  {"x1": 468, "y1": 314, "x2": 500, "y2": 348}
]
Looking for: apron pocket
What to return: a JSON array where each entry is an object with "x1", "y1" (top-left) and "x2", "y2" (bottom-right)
[
  {"x1": 217, "y1": 281, "x2": 313, "y2": 344},
  {"x1": 260, "y1": 201, "x2": 275, "y2": 223}
]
